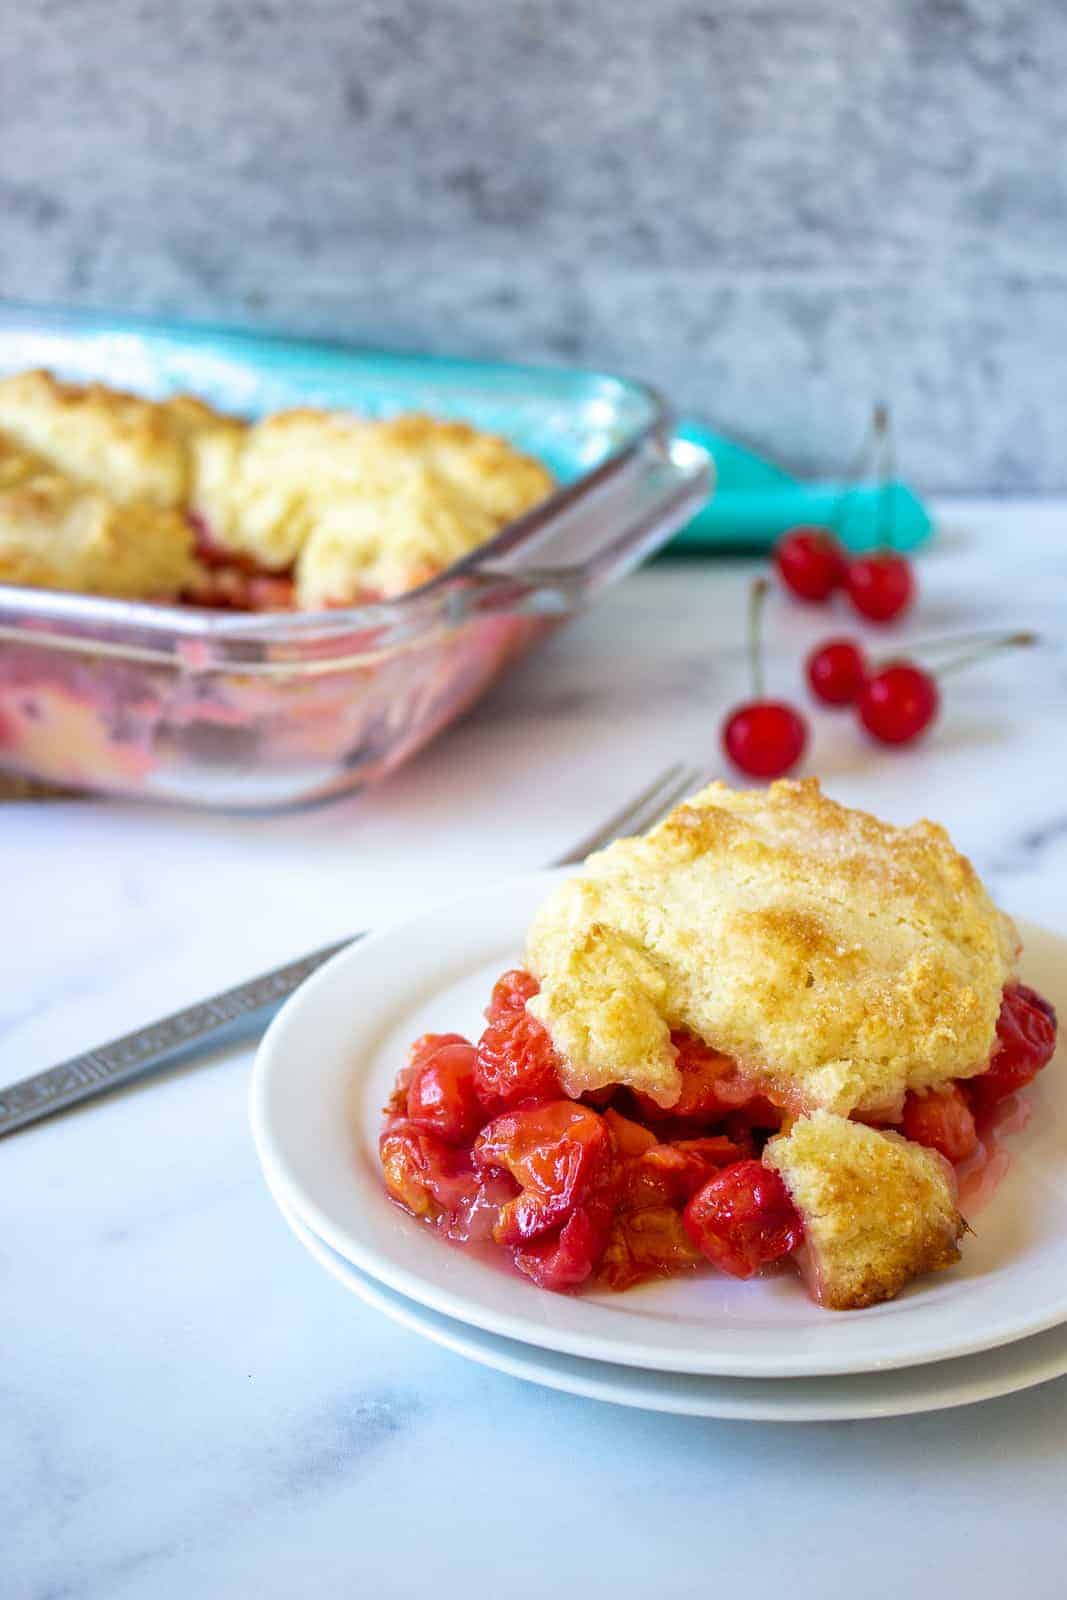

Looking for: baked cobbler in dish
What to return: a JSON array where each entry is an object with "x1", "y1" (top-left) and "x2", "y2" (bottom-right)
[
  {"x1": 0, "y1": 370, "x2": 554, "y2": 609},
  {"x1": 0, "y1": 430, "x2": 199, "y2": 599},
  {"x1": 378, "y1": 780, "x2": 1058, "y2": 1308}
]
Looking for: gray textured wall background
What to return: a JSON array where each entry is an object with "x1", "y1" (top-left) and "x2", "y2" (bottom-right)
[{"x1": 2, "y1": 0, "x2": 1065, "y2": 491}]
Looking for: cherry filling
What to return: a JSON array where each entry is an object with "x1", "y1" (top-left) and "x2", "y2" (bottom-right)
[
  {"x1": 900, "y1": 984, "x2": 1058, "y2": 1166},
  {"x1": 377, "y1": 972, "x2": 1058, "y2": 1295},
  {"x1": 473, "y1": 971, "x2": 564, "y2": 1113},
  {"x1": 474, "y1": 1101, "x2": 616, "y2": 1243},
  {"x1": 682, "y1": 1161, "x2": 803, "y2": 1279},
  {"x1": 901, "y1": 1083, "x2": 979, "y2": 1163},
  {"x1": 405, "y1": 1039, "x2": 483, "y2": 1145},
  {"x1": 183, "y1": 514, "x2": 297, "y2": 612},
  {"x1": 970, "y1": 982, "x2": 1058, "y2": 1111}
]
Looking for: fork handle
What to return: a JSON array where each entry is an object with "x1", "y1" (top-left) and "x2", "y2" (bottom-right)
[{"x1": 0, "y1": 937, "x2": 353, "y2": 1138}]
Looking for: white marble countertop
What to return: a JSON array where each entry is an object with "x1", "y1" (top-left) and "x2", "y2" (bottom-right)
[{"x1": 6, "y1": 498, "x2": 1067, "y2": 1600}]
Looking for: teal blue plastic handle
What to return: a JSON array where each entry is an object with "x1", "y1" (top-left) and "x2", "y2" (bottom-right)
[{"x1": 673, "y1": 421, "x2": 933, "y2": 553}]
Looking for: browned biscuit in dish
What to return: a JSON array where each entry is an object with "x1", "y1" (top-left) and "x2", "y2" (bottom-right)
[
  {"x1": 0, "y1": 368, "x2": 239, "y2": 510},
  {"x1": 191, "y1": 408, "x2": 554, "y2": 585},
  {"x1": 295, "y1": 462, "x2": 499, "y2": 605},
  {"x1": 365, "y1": 412, "x2": 556, "y2": 526},
  {"x1": 0, "y1": 372, "x2": 554, "y2": 605},
  {"x1": 0, "y1": 431, "x2": 198, "y2": 599},
  {"x1": 189, "y1": 408, "x2": 363, "y2": 569}
]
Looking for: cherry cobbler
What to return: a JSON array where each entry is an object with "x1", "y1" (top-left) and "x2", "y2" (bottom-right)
[
  {"x1": 379, "y1": 780, "x2": 1058, "y2": 1309},
  {"x1": 0, "y1": 369, "x2": 553, "y2": 609}
]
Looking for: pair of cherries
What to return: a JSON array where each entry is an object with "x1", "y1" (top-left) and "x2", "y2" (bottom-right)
[
  {"x1": 808, "y1": 631, "x2": 1036, "y2": 744},
  {"x1": 774, "y1": 525, "x2": 916, "y2": 623},
  {"x1": 776, "y1": 521, "x2": 933, "y2": 747},
  {"x1": 721, "y1": 566, "x2": 1034, "y2": 778},
  {"x1": 809, "y1": 638, "x2": 938, "y2": 743}
]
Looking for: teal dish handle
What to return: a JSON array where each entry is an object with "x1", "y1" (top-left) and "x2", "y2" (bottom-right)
[{"x1": 673, "y1": 420, "x2": 934, "y2": 553}]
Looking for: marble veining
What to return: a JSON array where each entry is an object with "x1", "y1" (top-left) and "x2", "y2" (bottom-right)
[{"x1": 4, "y1": 497, "x2": 1067, "y2": 1599}]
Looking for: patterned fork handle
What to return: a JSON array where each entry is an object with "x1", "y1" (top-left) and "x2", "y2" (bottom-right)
[{"x1": 0, "y1": 939, "x2": 349, "y2": 1138}]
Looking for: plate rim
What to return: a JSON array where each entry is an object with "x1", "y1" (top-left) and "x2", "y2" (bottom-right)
[
  {"x1": 269, "y1": 1173, "x2": 1067, "y2": 1423},
  {"x1": 250, "y1": 873, "x2": 1067, "y2": 1380}
]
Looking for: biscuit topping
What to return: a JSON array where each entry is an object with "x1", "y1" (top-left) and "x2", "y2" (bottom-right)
[
  {"x1": 525, "y1": 779, "x2": 1018, "y2": 1114},
  {"x1": 0, "y1": 371, "x2": 553, "y2": 604}
]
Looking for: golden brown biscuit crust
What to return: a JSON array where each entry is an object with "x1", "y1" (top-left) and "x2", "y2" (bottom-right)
[
  {"x1": 0, "y1": 433, "x2": 198, "y2": 599},
  {"x1": 0, "y1": 368, "x2": 235, "y2": 509},
  {"x1": 0, "y1": 372, "x2": 553, "y2": 606},
  {"x1": 764, "y1": 1111, "x2": 965, "y2": 1309},
  {"x1": 197, "y1": 408, "x2": 554, "y2": 588},
  {"x1": 526, "y1": 779, "x2": 1018, "y2": 1113},
  {"x1": 295, "y1": 462, "x2": 499, "y2": 605}
]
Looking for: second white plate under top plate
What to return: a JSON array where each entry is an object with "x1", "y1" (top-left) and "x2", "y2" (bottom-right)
[
  {"x1": 271, "y1": 1176, "x2": 1067, "y2": 1422},
  {"x1": 250, "y1": 872, "x2": 1067, "y2": 1380}
]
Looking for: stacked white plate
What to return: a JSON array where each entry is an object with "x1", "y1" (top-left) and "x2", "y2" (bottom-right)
[{"x1": 251, "y1": 874, "x2": 1067, "y2": 1422}]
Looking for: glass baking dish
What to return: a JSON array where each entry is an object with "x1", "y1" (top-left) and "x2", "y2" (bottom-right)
[{"x1": 0, "y1": 305, "x2": 711, "y2": 808}]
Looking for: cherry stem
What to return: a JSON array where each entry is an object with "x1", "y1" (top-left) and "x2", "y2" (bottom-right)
[
  {"x1": 873, "y1": 403, "x2": 896, "y2": 551},
  {"x1": 748, "y1": 577, "x2": 770, "y2": 700},
  {"x1": 933, "y1": 631, "x2": 1037, "y2": 681},
  {"x1": 874, "y1": 628, "x2": 1032, "y2": 670},
  {"x1": 833, "y1": 401, "x2": 897, "y2": 549}
]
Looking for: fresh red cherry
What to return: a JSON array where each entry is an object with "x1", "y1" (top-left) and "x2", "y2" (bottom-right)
[
  {"x1": 846, "y1": 552, "x2": 915, "y2": 622},
  {"x1": 805, "y1": 637, "x2": 867, "y2": 706},
  {"x1": 858, "y1": 663, "x2": 939, "y2": 744},
  {"x1": 774, "y1": 526, "x2": 848, "y2": 603},
  {"x1": 722, "y1": 579, "x2": 809, "y2": 777},
  {"x1": 857, "y1": 631, "x2": 1036, "y2": 747},
  {"x1": 723, "y1": 703, "x2": 808, "y2": 777}
]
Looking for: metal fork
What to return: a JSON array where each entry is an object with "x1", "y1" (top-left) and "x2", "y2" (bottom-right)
[{"x1": 0, "y1": 762, "x2": 714, "y2": 1139}]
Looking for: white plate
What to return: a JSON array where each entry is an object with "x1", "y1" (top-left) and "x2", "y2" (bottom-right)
[
  {"x1": 270, "y1": 1174, "x2": 1067, "y2": 1422},
  {"x1": 250, "y1": 872, "x2": 1067, "y2": 1379}
]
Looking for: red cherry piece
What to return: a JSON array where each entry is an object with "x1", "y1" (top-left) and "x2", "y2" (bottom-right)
[
  {"x1": 405, "y1": 1040, "x2": 483, "y2": 1145},
  {"x1": 901, "y1": 1084, "x2": 978, "y2": 1164},
  {"x1": 619, "y1": 1138, "x2": 744, "y2": 1211},
  {"x1": 858, "y1": 663, "x2": 939, "y2": 744},
  {"x1": 380, "y1": 1121, "x2": 518, "y2": 1240},
  {"x1": 633, "y1": 1030, "x2": 758, "y2": 1129},
  {"x1": 634, "y1": 1032, "x2": 735, "y2": 1123},
  {"x1": 603, "y1": 1107, "x2": 660, "y2": 1158},
  {"x1": 970, "y1": 983, "x2": 1058, "y2": 1111},
  {"x1": 474, "y1": 993, "x2": 564, "y2": 1114},
  {"x1": 405, "y1": 1033, "x2": 470, "y2": 1081},
  {"x1": 846, "y1": 552, "x2": 915, "y2": 622},
  {"x1": 473, "y1": 1101, "x2": 616, "y2": 1244},
  {"x1": 378, "y1": 1122, "x2": 486, "y2": 1220},
  {"x1": 379, "y1": 1123, "x2": 447, "y2": 1218},
  {"x1": 512, "y1": 1195, "x2": 615, "y2": 1291},
  {"x1": 600, "y1": 1205, "x2": 704, "y2": 1291},
  {"x1": 384, "y1": 1031, "x2": 470, "y2": 1119},
  {"x1": 775, "y1": 526, "x2": 848, "y2": 603},
  {"x1": 722, "y1": 700, "x2": 808, "y2": 778},
  {"x1": 485, "y1": 967, "x2": 540, "y2": 1022},
  {"x1": 806, "y1": 637, "x2": 867, "y2": 706},
  {"x1": 682, "y1": 1160, "x2": 803, "y2": 1279}
]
